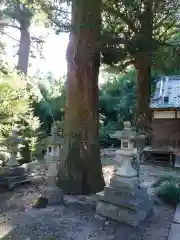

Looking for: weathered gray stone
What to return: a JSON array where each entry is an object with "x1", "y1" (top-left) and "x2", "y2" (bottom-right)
[
  {"x1": 168, "y1": 223, "x2": 180, "y2": 240},
  {"x1": 96, "y1": 191, "x2": 105, "y2": 201},
  {"x1": 110, "y1": 175, "x2": 139, "y2": 192},
  {"x1": 0, "y1": 166, "x2": 30, "y2": 189},
  {"x1": 172, "y1": 204, "x2": 180, "y2": 224},
  {"x1": 104, "y1": 186, "x2": 148, "y2": 199},
  {"x1": 95, "y1": 122, "x2": 152, "y2": 227},
  {"x1": 96, "y1": 201, "x2": 152, "y2": 227},
  {"x1": 40, "y1": 125, "x2": 63, "y2": 206},
  {"x1": 104, "y1": 187, "x2": 145, "y2": 210}
]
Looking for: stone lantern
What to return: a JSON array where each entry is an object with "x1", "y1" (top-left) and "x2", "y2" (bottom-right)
[
  {"x1": 96, "y1": 121, "x2": 152, "y2": 227},
  {"x1": 0, "y1": 128, "x2": 30, "y2": 189},
  {"x1": 35, "y1": 124, "x2": 63, "y2": 207}
]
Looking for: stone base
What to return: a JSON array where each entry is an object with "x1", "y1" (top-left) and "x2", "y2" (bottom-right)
[
  {"x1": 42, "y1": 186, "x2": 63, "y2": 205},
  {"x1": 0, "y1": 173, "x2": 30, "y2": 189},
  {"x1": 96, "y1": 199, "x2": 152, "y2": 227},
  {"x1": 96, "y1": 182, "x2": 153, "y2": 227}
]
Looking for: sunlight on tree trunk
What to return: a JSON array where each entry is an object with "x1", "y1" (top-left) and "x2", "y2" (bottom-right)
[{"x1": 57, "y1": 0, "x2": 105, "y2": 194}]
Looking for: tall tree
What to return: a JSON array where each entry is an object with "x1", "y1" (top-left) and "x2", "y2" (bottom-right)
[
  {"x1": 15, "y1": 1, "x2": 32, "y2": 74},
  {"x1": 0, "y1": 0, "x2": 33, "y2": 74},
  {"x1": 57, "y1": 0, "x2": 105, "y2": 194},
  {"x1": 0, "y1": 0, "x2": 46, "y2": 75},
  {"x1": 101, "y1": 0, "x2": 180, "y2": 131}
]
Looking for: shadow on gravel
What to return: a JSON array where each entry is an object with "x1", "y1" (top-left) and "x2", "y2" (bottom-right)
[
  {"x1": 1, "y1": 201, "x2": 147, "y2": 240},
  {"x1": 1, "y1": 199, "x2": 173, "y2": 240}
]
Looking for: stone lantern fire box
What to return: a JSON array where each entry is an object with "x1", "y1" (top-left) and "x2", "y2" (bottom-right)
[{"x1": 96, "y1": 121, "x2": 153, "y2": 227}]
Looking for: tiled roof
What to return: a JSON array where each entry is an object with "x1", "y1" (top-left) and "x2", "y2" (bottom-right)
[{"x1": 150, "y1": 76, "x2": 180, "y2": 109}]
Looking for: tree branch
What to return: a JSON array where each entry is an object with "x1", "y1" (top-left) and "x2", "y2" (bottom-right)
[
  {"x1": 103, "y1": 59, "x2": 134, "y2": 74},
  {"x1": 153, "y1": 14, "x2": 172, "y2": 30},
  {"x1": 0, "y1": 29, "x2": 19, "y2": 42},
  {"x1": 0, "y1": 23, "x2": 20, "y2": 30},
  {"x1": 158, "y1": 21, "x2": 177, "y2": 40},
  {"x1": 102, "y1": 3, "x2": 138, "y2": 34},
  {"x1": 0, "y1": 29, "x2": 45, "y2": 54}
]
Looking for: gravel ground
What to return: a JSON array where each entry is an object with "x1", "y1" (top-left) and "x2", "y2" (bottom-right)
[
  {"x1": 0, "y1": 194, "x2": 174, "y2": 240},
  {"x1": 0, "y1": 160, "x2": 175, "y2": 240}
]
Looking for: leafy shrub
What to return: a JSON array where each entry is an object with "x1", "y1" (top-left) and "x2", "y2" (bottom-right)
[
  {"x1": 99, "y1": 121, "x2": 121, "y2": 147},
  {"x1": 153, "y1": 176, "x2": 180, "y2": 206}
]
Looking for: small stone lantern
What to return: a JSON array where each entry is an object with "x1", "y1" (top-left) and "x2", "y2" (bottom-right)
[
  {"x1": 0, "y1": 128, "x2": 30, "y2": 189},
  {"x1": 36, "y1": 124, "x2": 63, "y2": 207}
]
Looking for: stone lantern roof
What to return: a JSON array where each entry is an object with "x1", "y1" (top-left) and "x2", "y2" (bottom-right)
[
  {"x1": 109, "y1": 121, "x2": 145, "y2": 141},
  {"x1": 6, "y1": 128, "x2": 24, "y2": 145}
]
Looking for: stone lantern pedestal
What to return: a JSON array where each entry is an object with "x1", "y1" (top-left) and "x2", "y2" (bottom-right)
[
  {"x1": 96, "y1": 122, "x2": 153, "y2": 227},
  {"x1": 0, "y1": 128, "x2": 30, "y2": 189}
]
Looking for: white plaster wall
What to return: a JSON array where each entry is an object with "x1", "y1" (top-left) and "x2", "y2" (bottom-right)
[{"x1": 153, "y1": 111, "x2": 175, "y2": 119}]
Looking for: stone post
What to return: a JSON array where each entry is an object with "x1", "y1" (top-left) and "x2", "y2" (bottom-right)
[
  {"x1": 96, "y1": 121, "x2": 152, "y2": 227},
  {"x1": 39, "y1": 125, "x2": 63, "y2": 206}
]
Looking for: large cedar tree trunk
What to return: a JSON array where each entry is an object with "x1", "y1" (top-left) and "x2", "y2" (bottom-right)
[
  {"x1": 57, "y1": 0, "x2": 105, "y2": 194},
  {"x1": 134, "y1": 54, "x2": 151, "y2": 132},
  {"x1": 134, "y1": 1, "x2": 153, "y2": 132},
  {"x1": 16, "y1": 3, "x2": 31, "y2": 75},
  {"x1": 17, "y1": 25, "x2": 30, "y2": 75}
]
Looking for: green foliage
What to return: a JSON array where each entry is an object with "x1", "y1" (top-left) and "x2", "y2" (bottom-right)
[
  {"x1": 32, "y1": 73, "x2": 66, "y2": 136},
  {"x1": 153, "y1": 176, "x2": 180, "y2": 206},
  {"x1": 152, "y1": 176, "x2": 175, "y2": 188},
  {"x1": 99, "y1": 121, "x2": 119, "y2": 139},
  {"x1": 101, "y1": 0, "x2": 180, "y2": 70},
  {"x1": 99, "y1": 70, "x2": 136, "y2": 146},
  {"x1": 0, "y1": 70, "x2": 40, "y2": 164},
  {"x1": 152, "y1": 33, "x2": 180, "y2": 75},
  {"x1": 100, "y1": 70, "x2": 136, "y2": 122}
]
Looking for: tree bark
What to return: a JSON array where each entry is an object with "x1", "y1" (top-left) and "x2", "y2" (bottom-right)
[
  {"x1": 134, "y1": 54, "x2": 151, "y2": 132},
  {"x1": 16, "y1": 3, "x2": 31, "y2": 75},
  {"x1": 17, "y1": 24, "x2": 30, "y2": 75},
  {"x1": 57, "y1": 0, "x2": 105, "y2": 194},
  {"x1": 133, "y1": 1, "x2": 153, "y2": 132}
]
